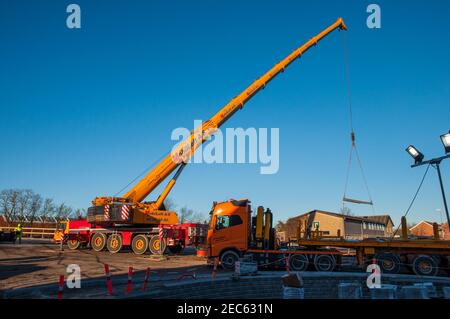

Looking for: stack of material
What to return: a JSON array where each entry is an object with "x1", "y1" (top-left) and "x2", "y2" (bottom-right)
[
  {"x1": 282, "y1": 273, "x2": 304, "y2": 299},
  {"x1": 234, "y1": 255, "x2": 258, "y2": 276}
]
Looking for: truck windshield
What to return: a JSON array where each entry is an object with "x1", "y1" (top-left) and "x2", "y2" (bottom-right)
[{"x1": 215, "y1": 215, "x2": 243, "y2": 230}]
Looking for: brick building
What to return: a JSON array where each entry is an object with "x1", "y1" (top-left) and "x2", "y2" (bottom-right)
[
  {"x1": 281, "y1": 210, "x2": 394, "y2": 240},
  {"x1": 409, "y1": 220, "x2": 450, "y2": 240}
]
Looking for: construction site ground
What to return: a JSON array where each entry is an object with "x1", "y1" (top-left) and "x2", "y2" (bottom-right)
[
  {"x1": 1, "y1": 238, "x2": 448, "y2": 298},
  {"x1": 0, "y1": 238, "x2": 211, "y2": 295}
]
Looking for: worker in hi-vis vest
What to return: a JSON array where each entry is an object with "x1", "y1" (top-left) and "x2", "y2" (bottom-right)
[{"x1": 14, "y1": 223, "x2": 23, "y2": 244}]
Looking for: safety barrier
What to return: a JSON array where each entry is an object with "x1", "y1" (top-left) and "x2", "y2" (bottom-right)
[
  {"x1": 0, "y1": 226, "x2": 56, "y2": 239},
  {"x1": 125, "y1": 267, "x2": 133, "y2": 294},
  {"x1": 57, "y1": 275, "x2": 64, "y2": 299}
]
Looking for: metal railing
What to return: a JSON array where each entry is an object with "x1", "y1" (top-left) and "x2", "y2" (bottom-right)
[{"x1": 0, "y1": 226, "x2": 56, "y2": 239}]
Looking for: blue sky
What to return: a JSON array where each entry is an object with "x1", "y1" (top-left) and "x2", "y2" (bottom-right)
[{"x1": 1, "y1": 0, "x2": 449, "y2": 225}]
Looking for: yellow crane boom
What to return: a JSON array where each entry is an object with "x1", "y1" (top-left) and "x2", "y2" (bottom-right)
[{"x1": 91, "y1": 18, "x2": 347, "y2": 225}]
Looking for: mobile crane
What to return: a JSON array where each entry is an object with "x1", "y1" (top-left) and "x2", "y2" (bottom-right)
[{"x1": 65, "y1": 18, "x2": 348, "y2": 255}]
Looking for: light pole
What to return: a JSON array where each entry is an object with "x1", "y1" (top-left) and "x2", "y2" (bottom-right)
[{"x1": 406, "y1": 131, "x2": 450, "y2": 229}]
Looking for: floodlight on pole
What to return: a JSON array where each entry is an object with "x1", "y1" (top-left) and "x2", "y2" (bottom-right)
[
  {"x1": 406, "y1": 145, "x2": 424, "y2": 164},
  {"x1": 440, "y1": 131, "x2": 450, "y2": 154}
]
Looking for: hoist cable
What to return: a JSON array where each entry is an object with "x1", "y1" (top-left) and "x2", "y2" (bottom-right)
[
  {"x1": 391, "y1": 163, "x2": 431, "y2": 238},
  {"x1": 113, "y1": 151, "x2": 171, "y2": 197},
  {"x1": 340, "y1": 31, "x2": 354, "y2": 133},
  {"x1": 340, "y1": 30, "x2": 374, "y2": 210}
]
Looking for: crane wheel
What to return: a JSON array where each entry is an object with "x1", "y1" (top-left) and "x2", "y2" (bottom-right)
[
  {"x1": 91, "y1": 233, "x2": 107, "y2": 252},
  {"x1": 375, "y1": 252, "x2": 401, "y2": 274},
  {"x1": 67, "y1": 239, "x2": 81, "y2": 250},
  {"x1": 131, "y1": 235, "x2": 149, "y2": 255},
  {"x1": 107, "y1": 234, "x2": 123, "y2": 254},
  {"x1": 314, "y1": 254, "x2": 336, "y2": 272},
  {"x1": 220, "y1": 250, "x2": 239, "y2": 270},
  {"x1": 149, "y1": 235, "x2": 167, "y2": 255},
  {"x1": 289, "y1": 254, "x2": 309, "y2": 271},
  {"x1": 412, "y1": 255, "x2": 439, "y2": 277}
]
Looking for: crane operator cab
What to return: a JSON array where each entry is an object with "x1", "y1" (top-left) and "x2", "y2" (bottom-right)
[{"x1": 207, "y1": 199, "x2": 276, "y2": 269}]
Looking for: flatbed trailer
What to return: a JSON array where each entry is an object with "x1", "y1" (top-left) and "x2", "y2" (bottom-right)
[
  {"x1": 292, "y1": 238, "x2": 450, "y2": 276},
  {"x1": 207, "y1": 199, "x2": 450, "y2": 277}
]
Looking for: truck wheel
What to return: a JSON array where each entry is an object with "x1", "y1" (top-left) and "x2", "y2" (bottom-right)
[
  {"x1": 168, "y1": 244, "x2": 184, "y2": 255},
  {"x1": 149, "y1": 235, "x2": 167, "y2": 255},
  {"x1": 220, "y1": 250, "x2": 239, "y2": 270},
  {"x1": 67, "y1": 239, "x2": 81, "y2": 250},
  {"x1": 314, "y1": 254, "x2": 336, "y2": 272},
  {"x1": 107, "y1": 234, "x2": 123, "y2": 254},
  {"x1": 375, "y1": 252, "x2": 401, "y2": 274},
  {"x1": 91, "y1": 233, "x2": 107, "y2": 252},
  {"x1": 131, "y1": 235, "x2": 149, "y2": 255},
  {"x1": 289, "y1": 254, "x2": 309, "y2": 271},
  {"x1": 412, "y1": 255, "x2": 438, "y2": 276}
]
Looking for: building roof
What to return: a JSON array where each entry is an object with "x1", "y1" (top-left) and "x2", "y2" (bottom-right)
[
  {"x1": 361, "y1": 215, "x2": 394, "y2": 227},
  {"x1": 291, "y1": 210, "x2": 389, "y2": 225},
  {"x1": 409, "y1": 220, "x2": 438, "y2": 230}
]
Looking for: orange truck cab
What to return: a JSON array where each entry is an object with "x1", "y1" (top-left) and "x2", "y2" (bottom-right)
[{"x1": 207, "y1": 199, "x2": 277, "y2": 269}]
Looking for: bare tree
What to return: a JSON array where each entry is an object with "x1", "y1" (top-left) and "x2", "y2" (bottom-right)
[
  {"x1": 28, "y1": 193, "x2": 42, "y2": 224},
  {"x1": 55, "y1": 203, "x2": 73, "y2": 219},
  {"x1": 191, "y1": 211, "x2": 207, "y2": 223},
  {"x1": 74, "y1": 208, "x2": 87, "y2": 219},
  {"x1": 275, "y1": 220, "x2": 286, "y2": 232},
  {"x1": 178, "y1": 206, "x2": 193, "y2": 224},
  {"x1": 40, "y1": 198, "x2": 56, "y2": 220},
  {"x1": 1, "y1": 189, "x2": 80, "y2": 224},
  {"x1": 340, "y1": 206, "x2": 353, "y2": 216},
  {"x1": 0, "y1": 189, "x2": 20, "y2": 224},
  {"x1": 163, "y1": 198, "x2": 177, "y2": 212},
  {"x1": 17, "y1": 189, "x2": 33, "y2": 220}
]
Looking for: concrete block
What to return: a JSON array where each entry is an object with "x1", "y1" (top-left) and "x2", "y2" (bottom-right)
[
  {"x1": 370, "y1": 284, "x2": 397, "y2": 299},
  {"x1": 338, "y1": 283, "x2": 362, "y2": 299},
  {"x1": 399, "y1": 286, "x2": 429, "y2": 299},
  {"x1": 443, "y1": 287, "x2": 450, "y2": 299},
  {"x1": 282, "y1": 286, "x2": 305, "y2": 299},
  {"x1": 413, "y1": 283, "x2": 437, "y2": 298}
]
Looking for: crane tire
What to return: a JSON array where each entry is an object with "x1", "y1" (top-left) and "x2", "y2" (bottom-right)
[
  {"x1": 67, "y1": 239, "x2": 80, "y2": 250},
  {"x1": 149, "y1": 235, "x2": 167, "y2": 255},
  {"x1": 131, "y1": 235, "x2": 149, "y2": 255},
  {"x1": 107, "y1": 234, "x2": 122, "y2": 254},
  {"x1": 91, "y1": 233, "x2": 107, "y2": 252}
]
